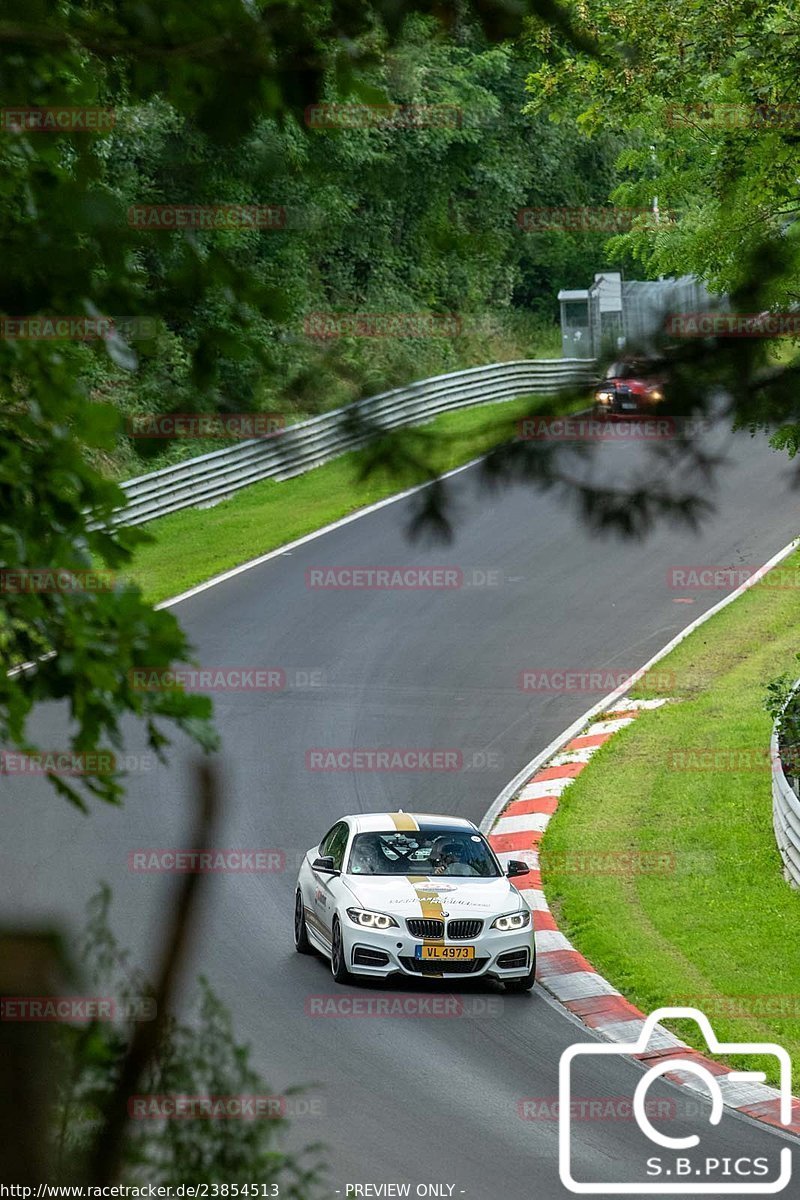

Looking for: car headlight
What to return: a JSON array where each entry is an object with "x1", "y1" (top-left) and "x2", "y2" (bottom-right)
[
  {"x1": 595, "y1": 390, "x2": 614, "y2": 402},
  {"x1": 346, "y1": 907, "x2": 399, "y2": 929},
  {"x1": 649, "y1": 389, "x2": 663, "y2": 400},
  {"x1": 490, "y1": 910, "x2": 531, "y2": 931}
]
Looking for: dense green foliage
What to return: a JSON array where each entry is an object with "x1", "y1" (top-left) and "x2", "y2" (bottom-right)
[
  {"x1": 0, "y1": 0, "x2": 628, "y2": 808},
  {"x1": 55, "y1": 886, "x2": 321, "y2": 1186},
  {"x1": 524, "y1": 0, "x2": 800, "y2": 451},
  {"x1": 85, "y1": 22, "x2": 627, "y2": 477}
]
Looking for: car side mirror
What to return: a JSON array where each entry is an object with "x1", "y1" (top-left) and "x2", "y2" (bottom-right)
[
  {"x1": 312, "y1": 855, "x2": 338, "y2": 874},
  {"x1": 506, "y1": 860, "x2": 529, "y2": 878}
]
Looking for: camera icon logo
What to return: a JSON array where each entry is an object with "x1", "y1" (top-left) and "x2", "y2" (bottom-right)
[{"x1": 559, "y1": 1006, "x2": 793, "y2": 1194}]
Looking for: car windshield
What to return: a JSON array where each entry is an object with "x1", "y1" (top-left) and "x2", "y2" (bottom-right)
[
  {"x1": 606, "y1": 359, "x2": 663, "y2": 381},
  {"x1": 347, "y1": 830, "x2": 501, "y2": 877},
  {"x1": 606, "y1": 360, "x2": 639, "y2": 379}
]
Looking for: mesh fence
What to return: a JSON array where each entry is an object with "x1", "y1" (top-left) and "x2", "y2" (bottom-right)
[
  {"x1": 559, "y1": 275, "x2": 724, "y2": 358},
  {"x1": 620, "y1": 276, "x2": 720, "y2": 352}
]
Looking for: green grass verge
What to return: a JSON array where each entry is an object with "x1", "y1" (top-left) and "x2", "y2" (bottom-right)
[
  {"x1": 542, "y1": 550, "x2": 800, "y2": 1088},
  {"x1": 121, "y1": 393, "x2": 577, "y2": 605}
]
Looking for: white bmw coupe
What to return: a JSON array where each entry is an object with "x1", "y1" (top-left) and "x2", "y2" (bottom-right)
[{"x1": 294, "y1": 811, "x2": 536, "y2": 991}]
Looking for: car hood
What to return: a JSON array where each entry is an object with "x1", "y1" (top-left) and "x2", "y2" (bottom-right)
[
  {"x1": 606, "y1": 377, "x2": 662, "y2": 393},
  {"x1": 341, "y1": 873, "x2": 524, "y2": 916}
]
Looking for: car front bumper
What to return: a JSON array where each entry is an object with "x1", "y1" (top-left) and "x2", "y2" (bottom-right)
[
  {"x1": 341, "y1": 915, "x2": 535, "y2": 980},
  {"x1": 594, "y1": 397, "x2": 645, "y2": 417}
]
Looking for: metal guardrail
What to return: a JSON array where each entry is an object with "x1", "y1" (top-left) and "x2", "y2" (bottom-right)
[
  {"x1": 771, "y1": 679, "x2": 800, "y2": 888},
  {"x1": 111, "y1": 358, "x2": 597, "y2": 527}
]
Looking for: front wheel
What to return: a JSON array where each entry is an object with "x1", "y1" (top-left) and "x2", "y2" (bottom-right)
[
  {"x1": 294, "y1": 890, "x2": 313, "y2": 954},
  {"x1": 504, "y1": 952, "x2": 537, "y2": 994},
  {"x1": 330, "y1": 917, "x2": 351, "y2": 984}
]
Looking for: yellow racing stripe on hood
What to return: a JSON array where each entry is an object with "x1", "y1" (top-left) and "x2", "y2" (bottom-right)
[
  {"x1": 389, "y1": 812, "x2": 418, "y2": 831},
  {"x1": 408, "y1": 874, "x2": 444, "y2": 941}
]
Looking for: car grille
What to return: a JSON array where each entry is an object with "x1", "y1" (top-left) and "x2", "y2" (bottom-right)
[
  {"x1": 400, "y1": 956, "x2": 485, "y2": 976},
  {"x1": 406, "y1": 918, "x2": 483, "y2": 940},
  {"x1": 447, "y1": 919, "x2": 483, "y2": 939},
  {"x1": 406, "y1": 918, "x2": 444, "y2": 939}
]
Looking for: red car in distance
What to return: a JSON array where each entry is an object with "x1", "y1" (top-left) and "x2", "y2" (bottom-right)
[{"x1": 594, "y1": 358, "x2": 666, "y2": 417}]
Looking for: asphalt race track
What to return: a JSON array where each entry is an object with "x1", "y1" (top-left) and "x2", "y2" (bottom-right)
[{"x1": 3, "y1": 421, "x2": 799, "y2": 1196}]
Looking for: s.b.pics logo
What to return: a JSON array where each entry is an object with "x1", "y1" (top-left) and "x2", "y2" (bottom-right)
[{"x1": 559, "y1": 1008, "x2": 793, "y2": 1194}]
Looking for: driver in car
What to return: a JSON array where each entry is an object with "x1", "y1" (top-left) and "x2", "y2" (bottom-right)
[{"x1": 429, "y1": 837, "x2": 472, "y2": 876}]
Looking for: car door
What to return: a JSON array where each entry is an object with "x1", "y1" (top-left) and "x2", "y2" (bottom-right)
[{"x1": 312, "y1": 821, "x2": 349, "y2": 940}]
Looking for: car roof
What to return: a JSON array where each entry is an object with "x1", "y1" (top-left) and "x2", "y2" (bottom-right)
[{"x1": 347, "y1": 812, "x2": 478, "y2": 835}]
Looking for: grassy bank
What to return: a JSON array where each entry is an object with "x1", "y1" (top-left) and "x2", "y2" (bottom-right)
[
  {"x1": 121, "y1": 391, "x2": 574, "y2": 605},
  {"x1": 541, "y1": 550, "x2": 800, "y2": 1086}
]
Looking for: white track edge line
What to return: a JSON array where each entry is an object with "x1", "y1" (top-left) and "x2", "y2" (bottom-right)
[
  {"x1": 157, "y1": 404, "x2": 599, "y2": 610},
  {"x1": 155, "y1": 456, "x2": 487, "y2": 610},
  {"x1": 480, "y1": 533, "x2": 800, "y2": 833}
]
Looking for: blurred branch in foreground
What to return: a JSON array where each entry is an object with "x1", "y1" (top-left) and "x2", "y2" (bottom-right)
[
  {"x1": 0, "y1": 932, "x2": 71, "y2": 1183},
  {"x1": 87, "y1": 759, "x2": 218, "y2": 1184}
]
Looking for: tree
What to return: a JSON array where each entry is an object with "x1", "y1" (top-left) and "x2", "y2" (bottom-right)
[
  {"x1": 520, "y1": 0, "x2": 800, "y2": 451},
  {"x1": 52, "y1": 884, "x2": 322, "y2": 1187},
  {"x1": 1, "y1": 0, "x2": 616, "y2": 809}
]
